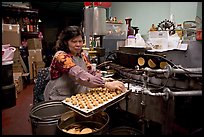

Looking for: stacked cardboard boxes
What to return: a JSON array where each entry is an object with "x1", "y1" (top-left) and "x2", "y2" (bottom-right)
[
  {"x1": 12, "y1": 48, "x2": 24, "y2": 73},
  {"x1": 27, "y1": 38, "x2": 42, "y2": 49},
  {"x1": 27, "y1": 38, "x2": 45, "y2": 80},
  {"x1": 2, "y1": 24, "x2": 21, "y2": 47}
]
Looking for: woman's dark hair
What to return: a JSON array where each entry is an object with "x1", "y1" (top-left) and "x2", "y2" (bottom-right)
[{"x1": 55, "y1": 26, "x2": 84, "y2": 53}]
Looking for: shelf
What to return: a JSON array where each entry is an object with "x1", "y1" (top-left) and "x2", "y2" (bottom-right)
[
  {"x1": 2, "y1": 6, "x2": 38, "y2": 14},
  {"x1": 21, "y1": 32, "x2": 39, "y2": 39},
  {"x1": 106, "y1": 21, "x2": 123, "y2": 24}
]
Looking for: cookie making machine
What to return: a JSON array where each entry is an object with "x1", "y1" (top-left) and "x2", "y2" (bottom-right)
[{"x1": 97, "y1": 41, "x2": 202, "y2": 135}]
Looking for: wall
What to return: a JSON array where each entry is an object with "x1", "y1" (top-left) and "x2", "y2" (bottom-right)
[
  {"x1": 196, "y1": 2, "x2": 202, "y2": 20},
  {"x1": 110, "y1": 2, "x2": 199, "y2": 36}
]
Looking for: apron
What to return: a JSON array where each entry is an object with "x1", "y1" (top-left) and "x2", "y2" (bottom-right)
[{"x1": 44, "y1": 56, "x2": 89, "y2": 101}]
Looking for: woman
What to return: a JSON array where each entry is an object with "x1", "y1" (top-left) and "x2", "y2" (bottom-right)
[{"x1": 44, "y1": 26, "x2": 125, "y2": 101}]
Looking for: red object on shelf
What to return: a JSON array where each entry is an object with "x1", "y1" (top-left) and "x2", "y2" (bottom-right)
[
  {"x1": 84, "y1": 2, "x2": 111, "y2": 8},
  {"x1": 93, "y1": 2, "x2": 100, "y2": 6},
  {"x1": 196, "y1": 29, "x2": 202, "y2": 40},
  {"x1": 84, "y1": 2, "x2": 92, "y2": 7},
  {"x1": 100, "y1": 2, "x2": 112, "y2": 8}
]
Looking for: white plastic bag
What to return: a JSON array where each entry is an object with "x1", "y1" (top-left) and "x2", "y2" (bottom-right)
[
  {"x1": 135, "y1": 33, "x2": 146, "y2": 46},
  {"x1": 2, "y1": 44, "x2": 16, "y2": 62}
]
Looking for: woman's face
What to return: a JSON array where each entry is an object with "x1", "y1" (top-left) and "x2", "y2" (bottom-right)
[{"x1": 67, "y1": 35, "x2": 83, "y2": 55}]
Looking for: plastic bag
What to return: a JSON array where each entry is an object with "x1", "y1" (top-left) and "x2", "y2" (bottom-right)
[
  {"x1": 2, "y1": 44, "x2": 16, "y2": 62},
  {"x1": 135, "y1": 33, "x2": 146, "y2": 46}
]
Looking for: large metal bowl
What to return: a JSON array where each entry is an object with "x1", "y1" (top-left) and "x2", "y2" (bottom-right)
[{"x1": 57, "y1": 111, "x2": 109, "y2": 135}]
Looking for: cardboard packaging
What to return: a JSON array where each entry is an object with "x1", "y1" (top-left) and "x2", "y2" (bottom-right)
[
  {"x1": 13, "y1": 72, "x2": 23, "y2": 95},
  {"x1": 28, "y1": 60, "x2": 45, "y2": 80},
  {"x1": 13, "y1": 59, "x2": 24, "y2": 71},
  {"x1": 28, "y1": 49, "x2": 43, "y2": 62},
  {"x1": 13, "y1": 48, "x2": 21, "y2": 60},
  {"x1": 2, "y1": 24, "x2": 21, "y2": 47},
  {"x1": 28, "y1": 49, "x2": 44, "y2": 80},
  {"x1": 27, "y1": 38, "x2": 42, "y2": 50},
  {"x1": 149, "y1": 31, "x2": 169, "y2": 49}
]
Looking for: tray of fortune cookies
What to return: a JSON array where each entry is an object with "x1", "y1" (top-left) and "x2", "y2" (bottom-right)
[{"x1": 62, "y1": 87, "x2": 131, "y2": 117}]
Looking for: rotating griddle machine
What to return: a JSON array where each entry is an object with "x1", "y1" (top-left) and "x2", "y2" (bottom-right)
[{"x1": 97, "y1": 41, "x2": 202, "y2": 135}]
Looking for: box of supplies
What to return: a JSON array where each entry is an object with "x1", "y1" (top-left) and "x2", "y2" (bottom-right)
[{"x1": 2, "y1": 24, "x2": 21, "y2": 47}]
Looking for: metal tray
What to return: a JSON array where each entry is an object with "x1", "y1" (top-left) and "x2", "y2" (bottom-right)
[{"x1": 62, "y1": 89, "x2": 131, "y2": 117}]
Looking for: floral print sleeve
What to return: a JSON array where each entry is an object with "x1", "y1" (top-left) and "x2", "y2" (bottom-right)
[
  {"x1": 50, "y1": 51, "x2": 76, "y2": 79},
  {"x1": 81, "y1": 52, "x2": 92, "y2": 70},
  {"x1": 81, "y1": 52, "x2": 102, "y2": 77},
  {"x1": 50, "y1": 51, "x2": 104, "y2": 88}
]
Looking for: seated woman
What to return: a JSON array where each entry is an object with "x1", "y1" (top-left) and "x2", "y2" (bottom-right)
[{"x1": 44, "y1": 26, "x2": 125, "y2": 101}]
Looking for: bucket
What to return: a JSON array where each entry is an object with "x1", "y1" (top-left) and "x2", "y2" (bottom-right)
[
  {"x1": 2, "y1": 84, "x2": 16, "y2": 109},
  {"x1": 29, "y1": 100, "x2": 72, "y2": 135},
  {"x1": 2, "y1": 61, "x2": 14, "y2": 86}
]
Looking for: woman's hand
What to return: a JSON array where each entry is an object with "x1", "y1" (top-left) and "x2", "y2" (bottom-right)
[
  {"x1": 94, "y1": 70, "x2": 103, "y2": 77},
  {"x1": 105, "y1": 80, "x2": 126, "y2": 92},
  {"x1": 102, "y1": 77, "x2": 114, "y2": 82}
]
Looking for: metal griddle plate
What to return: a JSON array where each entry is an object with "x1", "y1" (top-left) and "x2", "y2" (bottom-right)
[{"x1": 62, "y1": 89, "x2": 131, "y2": 117}]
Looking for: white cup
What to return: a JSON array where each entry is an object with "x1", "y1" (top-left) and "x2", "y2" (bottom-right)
[{"x1": 91, "y1": 63, "x2": 97, "y2": 71}]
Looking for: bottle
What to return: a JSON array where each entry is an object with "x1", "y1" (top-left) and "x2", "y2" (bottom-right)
[
  {"x1": 29, "y1": 18, "x2": 34, "y2": 32},
  {"x1": 127, "y1": 35, "x2": 136, "y2": 46},
  {"x1": 125, "y1": 17, "x2": 134, "y2": 37},
  {"x1": 132, "y1": 26, "x2": 139, "y2": 35},
  {"x1": 22, "y1": 17, "x2": 27, "y2": 32},
  {"x1": 33, "y1": 19, "x2": 37, "y2": 32},
  {"x1": 170, "y1": 14, "x2": 176, "y2": 26},
  {"x1": 25, "y1": 17, "x2": 30, "y2": 32},
  {"x1": 175, "y1": 24, "x2": 183, "y2": 40},
  {"x1": 150, "y1": 24, "x2": 157, "y2": 31},
  {"x1": 196, "y1": 23, "x2": 202, "y2": 41}
]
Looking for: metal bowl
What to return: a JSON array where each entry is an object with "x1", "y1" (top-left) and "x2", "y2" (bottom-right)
[{"x1": 57, "y1": 111, "x2": 109, "y2": 135}]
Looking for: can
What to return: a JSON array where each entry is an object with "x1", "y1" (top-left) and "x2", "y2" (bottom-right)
[{"x1": 196, "y1": 29, "x2": 202, "y2": 40}]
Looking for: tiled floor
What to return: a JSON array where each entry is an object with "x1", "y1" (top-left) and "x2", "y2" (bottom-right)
[{"x1": 2, "y1": 84, "x2": 34, "y2": 135}]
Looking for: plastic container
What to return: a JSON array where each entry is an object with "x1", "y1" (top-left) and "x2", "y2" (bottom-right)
[
  {"x1": 175, "y1": 24, "x2": 183, "y2": 40},
  {"x1": 127, "y1": 35, "x2": 136, "y2": 46}
]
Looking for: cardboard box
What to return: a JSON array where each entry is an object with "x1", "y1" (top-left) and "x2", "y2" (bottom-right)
[
  {"x1": 28, "y1": 58, "x2": 45, "y2": 80},
  {"x1": 36, "y1": 61, "x2": 45, "y2": 71},
  {"x1": 35, "y1": 61, "x2": 45, "y2": 79},
  {"x1": 13, "y1": 65, "x2": 24, "y2": 72},
  {"x1": 28, "y1": 56, "x2": 35, "y2": 80},
  {"x1": 28, "y1": 49, "x2": 44, "y2": 80},
  {"x1": 27, "y1": 38, "x2": 42, "y2": 50},
  {"x1": 28, "y1": 49, "x2": 43, "y2": 62},
  {"x1": 13, "y1": 59, "x2": 24, "y2": 73},
  {"x1": 149, "y1": 31, "x2": 169, "y2": 39},
  {"x1": 13, "y1": 72, "x2": 23, "y2": 94},
  {"x1": 13, "y1": 48, "x2": 21, "y2": 60},
  {"x1": 2, "y1": 24, "x2": 21, "y2": 47}
]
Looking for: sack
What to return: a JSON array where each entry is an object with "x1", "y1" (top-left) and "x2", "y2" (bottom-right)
[
  {"x1": 2, "y1": 44, "x2": 16, "y2": 62},
  {"x1": 135, "y1": 33, "x2": 146, "y2": 46}
]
